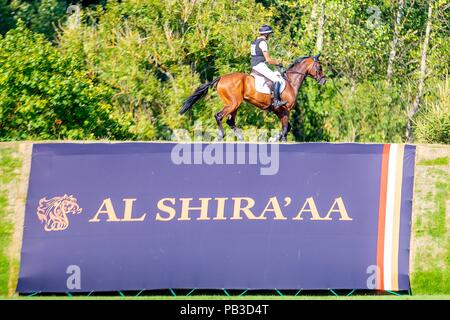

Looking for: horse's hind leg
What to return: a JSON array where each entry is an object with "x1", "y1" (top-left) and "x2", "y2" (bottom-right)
[
  {"x1": 274, "y1": 110, "x2": 290, "y2": 142},
  {"x1": 215, "y1": 105, "x2": 238, "y2": 141},
  {"x1": 226, "y1": 110, "x2": 243, "y2": 141},
  {"x1": 216, "y1": 77, "x2": 244, "y2": 141},
  {"x1": 215, "y1": 110, "x2": 226, "y2": 140}
]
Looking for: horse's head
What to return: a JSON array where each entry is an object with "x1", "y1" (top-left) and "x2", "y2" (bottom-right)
[
  {"x1": 286, "y1": 54, "x2": 326, "y2": 86},
  {"x1": 307, "y1": 53, "x2": 326, "y2": 85}
]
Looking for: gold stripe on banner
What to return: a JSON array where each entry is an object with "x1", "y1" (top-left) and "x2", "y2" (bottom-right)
[{"x1": 390, "y1": 144, "x2": 405, "y2": 290}]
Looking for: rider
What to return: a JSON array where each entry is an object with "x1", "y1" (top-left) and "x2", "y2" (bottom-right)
[{"x1": 251, "y1": 25, "x2": 287, "y2": 109}]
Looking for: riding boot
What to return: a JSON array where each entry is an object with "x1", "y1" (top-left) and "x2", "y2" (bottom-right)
[{"x1": 272, "y1": 82, "x2": 287, "y2": 110}]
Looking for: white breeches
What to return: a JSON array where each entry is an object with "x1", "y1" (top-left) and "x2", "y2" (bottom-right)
[{"x1": 252, "y1": 62, "x2": 282, "y2": 83}]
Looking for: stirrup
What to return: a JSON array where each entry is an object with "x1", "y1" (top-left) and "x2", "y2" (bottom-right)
[{"x1": 272, "y1": 99, "x2": 288, "y2": 109}]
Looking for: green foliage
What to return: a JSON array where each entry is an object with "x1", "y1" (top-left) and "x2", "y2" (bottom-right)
[
  {"x1": 1, "y1": 0, "x2": 67, "y2": 38},
  {"x1": 414, "y1": 79, "x2": 450, "y2": 144},
  {"x1": 0, "y1": 22, "x2": 134, "y2": 141},
  {"x1": 0, "y1": 0, "x2": 15, "y2": 35},
  {"x1": 292, "y1": 80, "x2": 333, "y2": 142},
  {"x1": 322, "y1": 80, "x2": 406, "y2": 142}
]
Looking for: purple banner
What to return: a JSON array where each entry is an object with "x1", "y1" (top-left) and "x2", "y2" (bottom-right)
[{"x1": 17, "y1": 143, "x2": 415, "y2": 292}]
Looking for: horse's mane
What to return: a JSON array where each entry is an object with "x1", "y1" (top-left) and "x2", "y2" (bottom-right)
[{"x1": 286, "y1": 56, "x2": 311, "y2": 70}]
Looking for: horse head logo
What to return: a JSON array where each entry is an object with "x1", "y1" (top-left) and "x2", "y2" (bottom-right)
[{"x1": 36, "y1": 195, "x2": 82, "y2": 231}]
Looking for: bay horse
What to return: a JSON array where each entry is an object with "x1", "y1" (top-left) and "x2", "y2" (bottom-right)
[{"x1": 179, "y1": 53, "x2": 326, "y2": 141}]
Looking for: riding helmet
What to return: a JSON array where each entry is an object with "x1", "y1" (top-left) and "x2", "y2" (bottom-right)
[{"x1": 259, "y1": 25, "x2": 274, "y2": 35}]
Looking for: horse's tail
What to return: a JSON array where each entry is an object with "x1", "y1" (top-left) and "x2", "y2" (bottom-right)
[{"x1": 179, "y1": 77, "x2": 221, "y2": 115}]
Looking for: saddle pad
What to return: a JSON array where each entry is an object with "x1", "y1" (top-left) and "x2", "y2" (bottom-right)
[{"x1": 251, "y1": 71, "x2": 286, "y2": 94}]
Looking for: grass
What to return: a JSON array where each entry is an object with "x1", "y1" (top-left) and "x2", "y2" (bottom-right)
[
  {"x1": 417, "y1": 156, "x2": 448, "y2": 166},
  {"x1": 411, "y1": 155, "x2": 450, "y2": 294},
  {"x1": 0, "y1": 147, "x2": 21, "y2": 296}
]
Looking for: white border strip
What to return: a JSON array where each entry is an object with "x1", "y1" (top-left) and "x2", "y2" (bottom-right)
[{"x1": 383, "y1": 144, "x2": 398, "y2": 290}]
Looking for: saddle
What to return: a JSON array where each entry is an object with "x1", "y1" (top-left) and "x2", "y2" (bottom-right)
[
  {"x1": 251, "y1": 70, "x2": 274, "y2": 91},
  {"x1": 250, "y1": 69, "x2": 287, "y2": 96}
]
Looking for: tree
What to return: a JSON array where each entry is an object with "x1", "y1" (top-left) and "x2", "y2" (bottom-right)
[
  {"x1": 315, "y1": 0, "x2": 325, "y2": 52},
  {"x1": 386, "y1": 0, "x2": 405, "y2": 80},
  {"x1": 406, "y1": 0, "x2": 433, "y2": 142},
  {"x1": 0, "y1": 0, "x2": 15, "y2": 35}
]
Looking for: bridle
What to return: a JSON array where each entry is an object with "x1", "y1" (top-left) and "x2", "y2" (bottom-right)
[
  {"x1": 285, "y1": 70, "x2": 306, "y2": 77},
  {"x1": 312, "y1": 61, "x2": 326, "y2": 83},
  {"x1": 284, "y1": 61, "x2": 325, "y2": 84}
]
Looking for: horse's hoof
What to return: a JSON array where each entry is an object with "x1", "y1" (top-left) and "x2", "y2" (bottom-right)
[
  {"x1": 234, "y1": 129, "x2": 244, "y2": 141},
  {"x1": 216, "y1": 130, "x2": 224, "y2": 141}
]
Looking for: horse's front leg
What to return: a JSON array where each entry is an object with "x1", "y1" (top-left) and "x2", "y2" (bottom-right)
[
  {"x1": 281, "y1": 122, "x2": 292, "y2": 142},
  {"x1": 277, "y1": 111, "x2": 290, "y2": 142}
]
